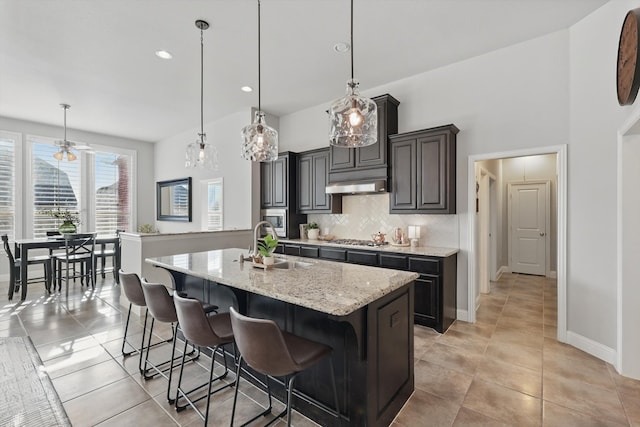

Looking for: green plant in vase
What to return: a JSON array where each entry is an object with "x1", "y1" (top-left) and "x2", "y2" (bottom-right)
[
  {"x1": 306, "y1": 222, "x2": 320, "y2": 240},
  {"x1": 257, "y1": 234, "x2": 278, "y2": 265},
  {"x1": 42, "y1": 208, "x2": 81, "y2": 234}
]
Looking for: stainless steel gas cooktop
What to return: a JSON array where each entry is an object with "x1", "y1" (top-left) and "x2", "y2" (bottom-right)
[{"x1": 329, "y1": 239, "x2": 389, "y2": 247}]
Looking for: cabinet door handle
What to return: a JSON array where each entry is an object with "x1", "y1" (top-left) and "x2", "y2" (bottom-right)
[{"x1": 540, "y1": 232, "x2": 546, "y2": 237}]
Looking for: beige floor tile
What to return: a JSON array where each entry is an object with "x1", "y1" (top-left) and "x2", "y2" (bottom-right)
[
  {"x1": 44, "y1": 344, "x2": 113, "y2": 379},
  {"x1": 95, "y1": 399, "x2": 178, "y2": 426},
  {"x1": 476, "y1": 356, "x2": 541, "y2": 397},
  {"x1": 484, "y1": 341, "x2": 542, "y2": 372},
  {"x1": 543, "y1": 350, "x2": 616, "y2": 391},
  {"x1": 439, "y1": 329, "x2": 489, "y2": 354},
  {"x1": 453, "y1": 407, "x2": 512, "y2": 427},
  {"x1": 543, "y1": 401, "x2": 627, "y2": 427},
  {"x1": 543, "y1": 373, "x2": 628, "y2": 425},
  {"x1": 449, "y1": 320, "x2": 495, "y2": 339},
  {"x1": 414, "y1": 359, "x2": 473, "y2": 403},
  {"x1": 491, "y1": 327, "x2": 544, "y2": 349},
  {"x1": 619, "y1": 391, "x2": 640, "y2": 426},
  {"x1": 63, "y1": 377, "x2": 151, "y2": 426},
  {"x1": 462, "y1": 379, "x2": 542, "y2": 427},
  {"x1": 52, "y1": 358, "x2": 130, "y2": 402},
  {"x1": 419, "y1": 341, "x2": 483, "y2": 375},
  {"x1": 394, "y1": 389, "x2": 460, "y2": 427}
]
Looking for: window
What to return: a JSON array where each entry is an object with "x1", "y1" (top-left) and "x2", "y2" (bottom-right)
[
  {"x1": 27, "y1": 136, "x2": 135, "y2": 238},
  {"x1": 95, "y1": 150, "x2": 132, "y2": 234},
  {"x1": 203, "y1": 178, "x2": 223, "y2": 231},
  {"x1": 30, "y1": 136, "x2": 81, "y2": 238},
  {"x1": 0, "y1": 131, "x2": 18, "y2": 240}
]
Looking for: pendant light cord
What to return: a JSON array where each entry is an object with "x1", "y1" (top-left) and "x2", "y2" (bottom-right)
[
  {"x1": 258, "y1": 0, "x2": 262, "y2": 111},
  {"x1": 63, "y1": 106, "x2": 67, "y2": 141},
  {"x1": 200, "y1": 26, "x2": 204, "y2": 140},
  {"x1": 350, "y1": 0, "x2": 354, "y2": 81}
]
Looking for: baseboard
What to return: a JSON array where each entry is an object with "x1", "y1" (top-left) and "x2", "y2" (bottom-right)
[
  {"x1": 566, "y1": 331, "x2": 616, "y2": 365},
  {"x1": 456, "y1": 309, "x2": 468, "y2": 322},
  {"x1": 496, "y1": 266, "x2": 509, "y2": 280},
  {"x1": 549, "y1": 270, "x2": 557, "y2": 278}
]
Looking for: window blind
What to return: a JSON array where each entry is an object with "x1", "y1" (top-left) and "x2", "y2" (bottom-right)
[
  {"x1": 95, "y1": 151, "x2": 132, "y2": 234},
  {"x1": 206, "y1": 179, "x2": 223, "y2": 231},
  {"x1": 0, "y1": 135, "x2": 16, "y2": 240}
]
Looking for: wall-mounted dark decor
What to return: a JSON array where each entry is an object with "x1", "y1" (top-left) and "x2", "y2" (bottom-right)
[{"x1": 156, "y1": 177, "x2": 192, "y2": 222}]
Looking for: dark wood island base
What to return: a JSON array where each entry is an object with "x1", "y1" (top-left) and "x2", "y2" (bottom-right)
[{"x1": 165, "y1": 269, "x2": 414, "y2": 427}]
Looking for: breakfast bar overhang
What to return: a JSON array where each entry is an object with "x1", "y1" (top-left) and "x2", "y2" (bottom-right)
[{"x1": 147, "y1": 248, "x2": 418, "y2": 427}]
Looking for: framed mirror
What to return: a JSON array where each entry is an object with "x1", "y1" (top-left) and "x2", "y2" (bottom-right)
[{"x1": 156, "y1": 177, "x2": 192, "y2": 222}]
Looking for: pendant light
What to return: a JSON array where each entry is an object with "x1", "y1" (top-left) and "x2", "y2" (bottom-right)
[
  {"x1": 185, "y1": 19, "x2": 218, "y2": 169},
  {"x1": 241, "y1": 0, "x2": 278, "y2": 162},
  {"x1": 328, "y1": 0, "x2": 377, "y2": 148},
  {"x1": 53, "y1": 104, "x2": 78, "y2": 161}
]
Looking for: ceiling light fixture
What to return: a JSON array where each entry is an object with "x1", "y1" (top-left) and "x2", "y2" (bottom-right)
[
  {"x1": 185, "y1": 20, "x2": 218, "y2": 169},
  {"x1": 241, "y1": 0, "x2": 278, "y2": 162},
  {"x1": 53, "y1": 104, "x2": 90, "y2": 162},
  {"x1": 328, "y1": 0, "x2": 377, "y2": 148},
  {"x1": 241, "y1": 86, "x2": 253, "y2": 93},
  {"x1": 155, "y1": 50, "x2": 173, "y2": 59}
]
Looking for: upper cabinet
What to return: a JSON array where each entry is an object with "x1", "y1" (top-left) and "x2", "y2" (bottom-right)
[
  {"x1": 298, "y1": 148, "x2": 342, "y2": 213},
  {"x1": 329, "y1": 94, "x2": 400, "y2": 183},
  {"x1": 389, "y1": 124, "x2": 459, "y2": 214},
  {"x1": 261, "y1": 152, "x2": 298, "y2": 209}
]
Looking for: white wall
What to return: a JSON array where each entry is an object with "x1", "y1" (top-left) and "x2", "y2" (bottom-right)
[
  {"x1": 153, "y1": 110, "x2": 259, "y2": 233},
  {"x1": 569, "y1": 0, "x2": 639, "y2": 353},
  {"x1": 280, "y1": 30, "x2": 570, "y2": 322}
]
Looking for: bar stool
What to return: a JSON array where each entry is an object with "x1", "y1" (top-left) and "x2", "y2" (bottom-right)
[
  {"x1": 173, "y1": 294, "x2": 235, "y2": 426},
  {"x1": 140, "y1": 280, "x2": 201, "y2": 403},
  {"x1": 119, "y1": 270, "x2": 170, "y2": 373},
  {"x1": 229, "y1": 307, "x2": 339, "y2": 427}
]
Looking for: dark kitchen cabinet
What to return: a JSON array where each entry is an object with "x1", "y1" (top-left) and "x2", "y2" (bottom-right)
[
  {"x1": 329, "y1": 94, "x2": 400, "y2": 183},
  {"x1": 389, "y1": 124, "x2": 458, "y2": 214},
  {"x1": 277, "y1": 240, "x2": 457, "y2": 333},
  {"x1": 261, "y1": 152, "x2": 297, "y2": 209},
  {"x1": 298, "y1": 149, "x2": 342, "y2": 213}
]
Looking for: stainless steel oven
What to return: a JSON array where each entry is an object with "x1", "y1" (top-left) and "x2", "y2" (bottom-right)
[{"x1": 261, "y1": 209, "x2": 287, "y2": 237}]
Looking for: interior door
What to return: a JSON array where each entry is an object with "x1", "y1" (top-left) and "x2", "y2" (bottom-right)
[{"x1": 510, "y1": 182, "x2": 548, "y2": 276}]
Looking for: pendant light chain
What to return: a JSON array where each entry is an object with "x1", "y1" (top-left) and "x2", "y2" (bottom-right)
[
  {"x1": 258, "y1": 0, "x2": 262, "y2": 111},
  {"x1": 200, "y1": 25, "x2": 204, "y2": 142},
  {"x1": 350, "y1": 0, "x2": 354, "y2": 81}
]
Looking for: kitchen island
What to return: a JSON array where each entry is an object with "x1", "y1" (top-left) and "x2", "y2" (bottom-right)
[{"x1": 147, "y1": 248, "x2": 418, "y2": 427}]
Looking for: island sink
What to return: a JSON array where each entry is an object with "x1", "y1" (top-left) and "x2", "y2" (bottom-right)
[{"x1": 271, "y1": 259, "x2": 314, "y2": 269}]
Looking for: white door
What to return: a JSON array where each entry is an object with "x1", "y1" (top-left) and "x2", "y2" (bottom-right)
[{"x1": 510, "y1": 182, "x2": 548, "y2": 276}]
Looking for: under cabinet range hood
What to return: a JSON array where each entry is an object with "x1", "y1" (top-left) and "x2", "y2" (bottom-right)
[{"x1": 325, "y1": 180, "x2": 387, "y2": 195}]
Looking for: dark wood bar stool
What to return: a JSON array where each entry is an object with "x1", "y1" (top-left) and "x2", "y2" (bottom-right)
[
  {"x1": 173, "y1": 294, "x2": 235, "y2": 426},
  {"x1": 140, "y1": 280, "x2": 201, "y2": 403},
  {"x1": 229, "y1": 307, "x2": 339, "y2": 427}
]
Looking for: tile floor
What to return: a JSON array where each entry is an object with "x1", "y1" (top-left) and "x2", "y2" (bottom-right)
[{"x1": 1, "y1": 272, "x2": 639, "y2": 426}]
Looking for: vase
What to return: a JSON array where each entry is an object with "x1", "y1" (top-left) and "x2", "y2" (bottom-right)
[
  {"x1": 59, "y1": 220, "x2": 77, "y2": 234},
  {"x1": 263, "y1": 255, "x2": 275, "y2": 266},
  {"x1": 307, "y1": 229, "x2": 319, "y2": 240}
]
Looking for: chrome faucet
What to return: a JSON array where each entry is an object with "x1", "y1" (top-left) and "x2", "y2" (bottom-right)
[{"x1": 251, "y1": 220, "x2": 279, "y2": 258}]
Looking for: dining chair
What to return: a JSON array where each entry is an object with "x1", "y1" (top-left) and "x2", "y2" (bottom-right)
[
  {"x1": 54, "y1": 233, "x2": 96, "y2": 291},
  {"x1": 2, "y1": 234, "x2": 52, "y2": 301},
  {"x1": 93, "y1": 229, "x2": 123, "y2": 284},
  {"x1": 229, "y1": 306, "x2": 339, "y2": 427}
]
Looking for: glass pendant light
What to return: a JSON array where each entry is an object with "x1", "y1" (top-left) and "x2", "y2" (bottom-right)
[
  {"x1": 328, "y1": 0, "x2": 377, "y2": 148},
  {"x1": 185, "y1": 20, "x2": 219, "y2": 169},
  {"x1": 241, "y1": 0, "x2": 278, "y2": 162}
]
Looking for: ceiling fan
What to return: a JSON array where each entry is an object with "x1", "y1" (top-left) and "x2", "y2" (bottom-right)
[{"x1": 53, "y1": 103, "x2": 92, "y2": 161}]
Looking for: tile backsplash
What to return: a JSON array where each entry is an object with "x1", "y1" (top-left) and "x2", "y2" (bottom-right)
[{"x1": 308, "y1": 193, "x2": 459, "y2": 248}]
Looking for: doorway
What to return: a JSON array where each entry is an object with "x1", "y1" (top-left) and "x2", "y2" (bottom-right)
[{"x1": 467, "y1": 145, "x2": 567, "y2": 343}]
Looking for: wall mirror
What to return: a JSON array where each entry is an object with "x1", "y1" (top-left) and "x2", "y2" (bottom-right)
[{"x1": 157, "y1": 177, "x2": 192, "y2": 222}]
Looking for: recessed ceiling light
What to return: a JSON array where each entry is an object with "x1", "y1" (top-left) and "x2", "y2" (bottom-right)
[
  {"x1": 241, "y1": 86, "x2": 253, "y2": 92},
  {"x1": 333, "y1": 42, "x2": 350, "y2": 53},
  {"x1": 155, "y1": 50, "x2": 173, "y2": 59}
]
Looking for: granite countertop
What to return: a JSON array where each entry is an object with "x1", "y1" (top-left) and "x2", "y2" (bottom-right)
[
  {"x1": 146, "y1": 248, "x2": 418, "y2": 317},
  {"x1": 278, "y1": 238, "x2": 459, "y2": 257}
]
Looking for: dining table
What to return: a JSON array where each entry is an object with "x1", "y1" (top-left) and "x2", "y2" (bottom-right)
[{"x1": 13, "y1": 234, "x2": 121, "y2": 300}]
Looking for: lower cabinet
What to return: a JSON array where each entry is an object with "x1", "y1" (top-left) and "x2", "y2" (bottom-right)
[{"x1": 277, "y1": 241, "x2": 457, "y2": 333}]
